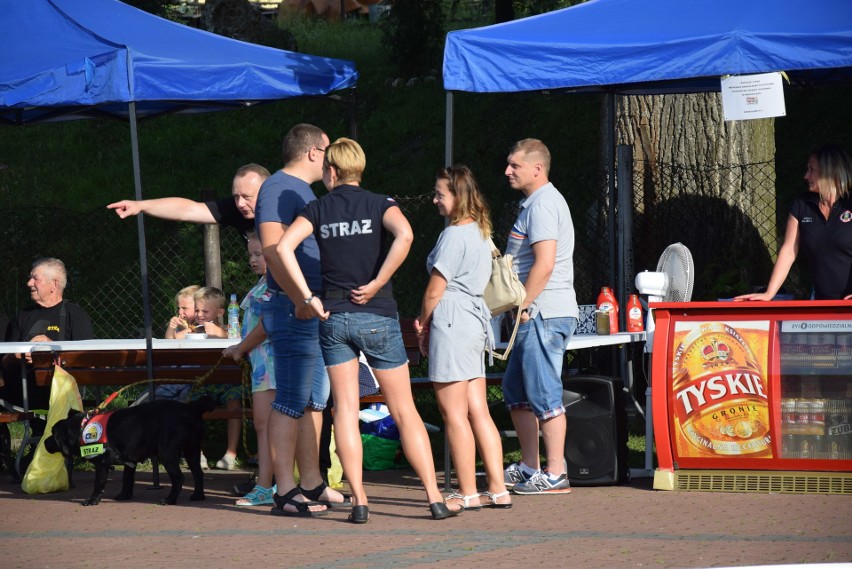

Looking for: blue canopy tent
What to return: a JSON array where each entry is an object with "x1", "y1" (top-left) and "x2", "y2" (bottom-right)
[
  {"x1": 0, "y1": 0, "x2": 358, "y2": 358},
  {"x1": 442, "y1": 0, "x2": 852, "y2": 477},
  {"x1": 444, "y1": 0, "x2": 852, "y2": 95}
]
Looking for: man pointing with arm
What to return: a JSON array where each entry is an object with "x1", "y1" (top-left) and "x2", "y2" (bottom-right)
[{"x1": 107, "y1": 163, "x2": 270, "y2": 240}]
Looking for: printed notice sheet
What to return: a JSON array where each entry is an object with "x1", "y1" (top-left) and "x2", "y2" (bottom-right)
[{"x1": 721, "y1": 72, "x2": 786, "y2": 121}]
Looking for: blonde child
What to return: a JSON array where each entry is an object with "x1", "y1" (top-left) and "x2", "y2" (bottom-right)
[
  {"x1": 195, "y1": 287, "x2": 228, "y2": 339},
  {"x1": 165, "y1": 285, "x2": 200, "y2": 339},
  {"x1": 193, "y1": 286, "x2": 242, "y2": 469},
  {"x1": 223, "y1": 231, "x2": 277, "y2": 505}
]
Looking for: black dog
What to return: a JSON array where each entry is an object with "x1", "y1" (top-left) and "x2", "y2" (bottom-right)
[{"x1": 44, "y1": 397, "x2": 215, "y2": 506}]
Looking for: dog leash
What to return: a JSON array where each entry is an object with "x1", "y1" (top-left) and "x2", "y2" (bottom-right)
[{"x1": 88, "y1": 355, "x2": 249, "y2": 413}]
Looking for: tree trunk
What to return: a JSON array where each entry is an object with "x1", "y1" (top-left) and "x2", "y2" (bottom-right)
[{"x1": 613, "y1": 92, "x2": 779, "y2": 299}]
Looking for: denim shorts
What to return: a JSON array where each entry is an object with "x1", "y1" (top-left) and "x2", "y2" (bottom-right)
[
  {"x1": 502, "y1": 315, "x2": 577, "y2": 420},
  {"x1": 261, "y1": 290, "x2": 329, "y2": 418},
  {"x1": 319, "y1": 312, "x2": 408, "y2": 370}
]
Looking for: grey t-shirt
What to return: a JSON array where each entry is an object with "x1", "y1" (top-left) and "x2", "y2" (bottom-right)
[
  {"x1": 505, "y1": 182, "x2": 579, "y2": 319},
  {"x1": 427, "y1": 222, "x2": 492, "y2": 296}
]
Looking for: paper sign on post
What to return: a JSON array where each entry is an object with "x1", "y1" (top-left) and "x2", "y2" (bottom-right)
[{"x1": 721, "y1": 72, "x2": 786, "y2": 121}]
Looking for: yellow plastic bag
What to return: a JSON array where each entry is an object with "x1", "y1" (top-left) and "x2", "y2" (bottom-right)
[
  {"x1": 21, "y1": 366, "x2": 83, "y2": 494},
  {"x1": 293, "y1": 427, "x2": 344, "y2": 490},
  {"x1": 327, "y1": 427, "x2": 344, "y2": 490}
]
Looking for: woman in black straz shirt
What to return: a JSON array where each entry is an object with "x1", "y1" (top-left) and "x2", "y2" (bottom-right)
[{"x1": 275, "y1": 138, "x2": 463, "y2": 523}]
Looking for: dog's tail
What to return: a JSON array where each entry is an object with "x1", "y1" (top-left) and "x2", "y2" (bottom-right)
[{"x1": 189, "y1": 395, "x2": 217, "y2": 415}]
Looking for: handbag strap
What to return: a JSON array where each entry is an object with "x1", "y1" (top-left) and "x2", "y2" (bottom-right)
[
  {"x1": 488, "y1": 238, "x2": 500, "y2": 258},
  {"x1": 488, "y1": 311, "x2": 522, "y2": 361}
]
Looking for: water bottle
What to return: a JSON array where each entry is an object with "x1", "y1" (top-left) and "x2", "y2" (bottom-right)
[{"x1": 227, "y1": 293, "x2": 241, "y2": 339}]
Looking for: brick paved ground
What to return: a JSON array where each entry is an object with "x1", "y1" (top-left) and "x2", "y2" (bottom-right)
[{"x1": 1, "y1": 466, "x2": 850, "y2": 569}]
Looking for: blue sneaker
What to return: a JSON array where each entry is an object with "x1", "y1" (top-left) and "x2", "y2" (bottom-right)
[
  {"x1": 503, "y1": 461, "x2": 535, "y2": 488},
  {"x1": 512, "y1": 471, "x2": 572, "y2": 495}
]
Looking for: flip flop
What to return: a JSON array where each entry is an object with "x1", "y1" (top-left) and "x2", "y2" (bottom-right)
[
  {"x1": 270, "y1": 487, "x2": 329, "y2": 518},
  {"x1": 299, "y1": 481, "x2": 353, "y2": 509}
]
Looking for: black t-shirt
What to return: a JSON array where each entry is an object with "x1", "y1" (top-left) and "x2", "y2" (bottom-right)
[
  {"x1": 300, "y1": 185, "x2": 398, "y2": 317},
  {"x1": 2, "y1": 301, "x2": 95, "y2": 409},
  {"x1": 789, "y1": 192, "x2": 852, "y2": 300},
  {"x1": 9, "y1": 300, "x2": 95, "y2": 342},
  {"x1": 205, "y1": 197, "x2": 254, "y2": 241}
]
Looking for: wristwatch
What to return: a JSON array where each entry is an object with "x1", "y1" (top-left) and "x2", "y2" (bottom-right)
[{"x1": 303, "y1": 295, "x2": 315, "y2": 305}]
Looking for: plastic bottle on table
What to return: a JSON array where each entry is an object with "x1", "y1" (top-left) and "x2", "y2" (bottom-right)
[
  {"x1": 626, "y1": 293, "x2": 644, "y2": 332},
  {"x1": 227, "y1": 293, "x2": 241, "y2": 339},
  {"x1": 596, "y1": 287, "x2": 619, "y2": 334}
]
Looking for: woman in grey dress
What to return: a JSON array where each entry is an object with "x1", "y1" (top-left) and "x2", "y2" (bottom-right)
[{"x1": 414, "y1": 165, "x2": 512, "y2": 510}]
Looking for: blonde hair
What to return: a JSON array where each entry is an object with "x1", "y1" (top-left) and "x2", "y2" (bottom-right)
[
  {"x1": 510, "y1": 138, "x2": 552, "y2": 176},
  {"x1": 324, "y1": 137, "x2": 366, "y2": 185},
  {"x1": 175, "y1": 285, "x2": 201, "y2": 308},
  {"x1": 812, "y1": 144, "x2": 852, "y2": 201},
  {"x1": 436, "y1": 165, "x2": 492, "y2": 239},
  {"x1": 194, "y1": 286, "x2": 226, "y2": 310}
]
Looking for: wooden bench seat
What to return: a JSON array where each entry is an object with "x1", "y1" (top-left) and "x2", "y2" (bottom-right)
[{"x1": 32, "y1": 349, "x2": 245, "y2": 388}]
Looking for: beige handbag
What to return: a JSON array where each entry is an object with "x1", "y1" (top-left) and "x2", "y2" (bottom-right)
[{"x1": 484, "y1": 239, "x2": 527, "y2": 360}]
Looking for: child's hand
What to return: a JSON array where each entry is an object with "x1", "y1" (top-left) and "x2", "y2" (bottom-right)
[{"x1": 201, "y1": 321, "x2": 228, "y2": 338}]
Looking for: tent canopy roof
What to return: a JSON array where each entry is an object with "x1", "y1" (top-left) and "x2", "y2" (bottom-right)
[
  {"x1": 443, "y1": 0, "x2": 852, "y2": 94},
  {"x1": 0, "y1": 0, "x2": 358, "y2": 124}
]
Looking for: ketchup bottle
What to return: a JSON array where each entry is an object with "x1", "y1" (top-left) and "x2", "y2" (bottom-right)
[
  {"x1": 596, "y1": 287, "x2": 619, "y2": 334},
  {"x1": 626, "y1": 293, "x2": 644, "y2": 332}
]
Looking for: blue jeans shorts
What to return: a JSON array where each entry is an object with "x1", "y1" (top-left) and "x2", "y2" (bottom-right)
[
  {"x1": 261, "y1": 290, "x2": 329, "y2": 418},
  {"x1": 319, "y1": 312, "x2": 408, "y2": 370},
  {"x1": 502, "y1": 315, "x2": 577, "y2": 420}
]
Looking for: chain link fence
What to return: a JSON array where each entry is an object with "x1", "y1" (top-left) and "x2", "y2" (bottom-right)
[
  {"x1": 626, "y1": 158, "x2": 801, "y2": 301},
  {"x1": 1, "y1": 158, "x2": 796, "y2": 339}
]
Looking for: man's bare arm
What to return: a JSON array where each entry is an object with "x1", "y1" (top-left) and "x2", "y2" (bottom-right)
[{"x1": 107, "y1": 197, "x2": 217, "y2": 224}]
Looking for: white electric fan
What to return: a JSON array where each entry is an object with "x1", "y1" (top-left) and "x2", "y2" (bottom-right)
[{"x1": 631, "y1": 242, "x2": 694, "y2": 478}]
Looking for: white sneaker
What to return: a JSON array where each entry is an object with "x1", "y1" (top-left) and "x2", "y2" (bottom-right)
[
  {"x1": 199, "y1": 452, "x2": 209, "y2": 470},
  {"x1": 215, "y1": 454, "x2": 236, "y2": 471}
]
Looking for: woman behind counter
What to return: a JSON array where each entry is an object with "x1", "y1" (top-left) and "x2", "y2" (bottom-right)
[
  {"x1": 275, "y1": 137, "x2": 463, "y2": 523},
  {"x1": 736, "y1": 144, "x2": 852, "y2": 301}
]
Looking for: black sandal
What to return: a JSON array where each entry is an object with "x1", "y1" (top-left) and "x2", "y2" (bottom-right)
[
  {"x1": 299, "y1": 481, "x2": 353, "y2": 509},
  {"x1": 348, "y1": 505, "x2": 370, "y2": 524},
  {"x1": 270, "y1": 487, "x2": 329, "y2": 518},
  {"x1": 429, "y1": 501, "x2": 462, "y2": 520}
]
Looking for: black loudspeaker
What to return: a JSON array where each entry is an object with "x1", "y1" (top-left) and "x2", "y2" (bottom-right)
[{"x1": 562, "y1": 374, "x2": 629, "y2": 486}]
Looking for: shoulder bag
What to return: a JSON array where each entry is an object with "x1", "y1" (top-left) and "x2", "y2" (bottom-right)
[{"x1": 483, "y1": 239, "x2": 527, "y2": 361}]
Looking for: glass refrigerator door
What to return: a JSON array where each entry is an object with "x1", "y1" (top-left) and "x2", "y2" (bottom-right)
[{"x1": 778, "y1": 320, "x2": 852, "y2": 461}]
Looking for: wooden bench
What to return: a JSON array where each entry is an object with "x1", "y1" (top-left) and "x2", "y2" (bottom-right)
[{"x1": 30, "y1": 347, "x2": 251, "y2": 421}]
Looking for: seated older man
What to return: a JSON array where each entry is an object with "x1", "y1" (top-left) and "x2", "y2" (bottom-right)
[{"x1": 1, "y1": 257, "x2": 94, "y2": 413}]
